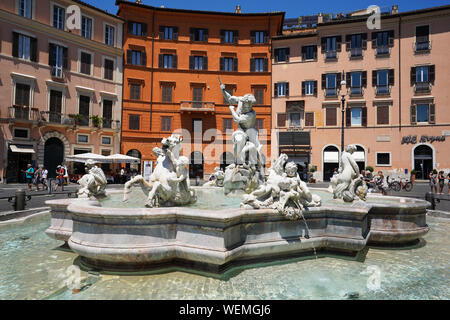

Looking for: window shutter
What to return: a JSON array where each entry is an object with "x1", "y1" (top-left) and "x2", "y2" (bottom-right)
[
  {"x1": 126, "y1": 50, "x2": 131, "y2": 64},
  {"x1": 173, "y1": 55, "x2": 177, "y2": 69},
  {"x1": 313, "y1": 45, "x2": 317, "y2": 59},
  {"x1": 313, "y1": 81, "x2": 318, "y2": 96},
  {"x1": 274, "y1": 48, "x2": 279, "y2": 63},
  {"x1": 12, "y1": 32, "x2": 19, "y2": 58},
  {"x1": 233, "y1": 58, "x2": 238, "y2": 72},
  {"x1": 233, "y1": 30, "x2": 239, "y2": 43},
  {"x1": 321, "y1": 74, "x2": 326, "y2": 89},
  {"x1": 362, "y1": 71, "x2": 367, "y2": 87},
  {"x1": 264, "y1": 31, "x2": 269, "y2": 43},
  {"x1": 159, "y1": 26, "x2": 164, "y2": 39},
  {"x1": 410, "y1": 105, "x2": 416, "y2": 124},
  {"x1": 62, "y1": 47, "x2": 68, "y2": 69},
  {"x1": 204, "y1": 29, "x2": 209, "y2": 41},
  {"x1": 285, "y1": 83, "x2": 289, "y2": 97},
  {"x1": 48, "y1": 43, "x2": 55, "y2": 66},
  {"x1": 286, "y1": 47, "x2": 290, "y2": 61},
  {"x1": 158, "y1": 54, "x2": 163, "y2": 68},
  {"x1": 362, "y1": 107, "x2": 367, "y2": 127},
  {"x1": 336, "y1": 36, "x2": 342, "y2": 52},
  {"x1": 220, "y1": 57, "x2": 224, "y2": 71},
  {"x1": 429, "y1": 65, "x2": 435, "y2": 84},
  {"x1": 410, "y1": 67, "x2": 416, "y2": 85},
  {"x1": 362, "y1": 33, "x2": 367, "y2": 49},
  {"x1": 189, "y1": 56, "x2": 194, "y2": 70},
  {"x1": 30, "y1": 37, "x2": 37, "y2": 62},
  {"x1": 337, "y1": 72, "x2": 342, "y2": 89},
  {"x1": 429, "y1": 104, "x2": 435, "y2": 124},
  {"x1": 250, "y1": 58, "x2": 255, "y2": 72},
  {"x1": 250, "y1": 30, "x2": 255, "y2": 44},
  {"x1": 388, "y1": 30, "x2": 394, "y2": 47},
  {"x1": 371, "y1": 32, "x2": 378, "y2": 48},
  {"x1": 173, "y1": 27, "x2": 179, "y2": 40},
  {"x1": 345, "y1": 34, "x2": 351, "y2": 51},
  {"x1": 220, "y1": 30, "x2": 225, "y2": 43},
  {"x1": 190, "y1": 28, "x2": 195, "y2": 41},
  {"x1": 142, "y1": 23, "x2": 147, "y2": 37},
  {"x1": 301, "y1": 46, "x2": 306, "y2": 60},
  {"x1": 321, "y1": 38, "x2": 326, "y2": 53},
  {"x1": 301, "y1": 81, "x2": 305, "y2": 96},
  {"x1": 388, "y1": 69, "x2": 394, "y2": 86},
  {"x1": 142, "y1": 51, "x2": 146, "y2": 66},
  {"x1": 277, "y1": 113, "x2": 286, "y2": 127},
  {"x1": 274, "y1": 83, "x2": 278, "y2": 97},
  {"x1": 203, "y1": 56, "x2": 208, "y2": 70},
  {"x1": 346, "y1": 108, "x2": 351, "y2": 127},
  {"x1": 127, "y1": 21, "x2": 134, "y2": 34},
  {"x1": 372, "y1": 70, "x2": 377, "y2": 87},
  {"x1": 346, "y1": 72, "x2": 351, "y2": 87},
  {"x1": 263, "y1": 58, "x2": 268, "y2": 72}
]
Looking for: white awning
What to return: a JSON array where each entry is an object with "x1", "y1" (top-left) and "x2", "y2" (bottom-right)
[
  {"x1": 10, "y1": 145, "x2": 35, "y2": 154},
  {"x1": 66, "y1": 153, "x2": 108, "y2": 163},
  {"x1": 353, "y1": 151, "x2": 366, "y2": 162},
  {"x1": 104, "y1": 154, "x2": 140, "y2": 163},
  {"x1": 323, "y1": 151, "x2": 339, "y2": 163}
]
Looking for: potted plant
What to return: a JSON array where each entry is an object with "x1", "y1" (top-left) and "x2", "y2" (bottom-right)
[
  {"x1": 91, "y1": 115, "x2": 103, "y2": 128},
  {"x1": 70, "y1": 114, "x2": 84, "y2": 126},
  {"x1": 365, "y1": 166, "x2": 374, "y2": 173},
  {"x1": 410, "y1": 169, "x2": 416, "y2": 184}
]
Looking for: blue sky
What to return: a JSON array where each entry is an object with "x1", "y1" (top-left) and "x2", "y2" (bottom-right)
[{"x1": 86, "y1": 0, "x2": 449, "y2": 18}]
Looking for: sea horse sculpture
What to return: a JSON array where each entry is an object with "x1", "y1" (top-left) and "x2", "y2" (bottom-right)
[
  {"x1": 77, "y1": 159, "x2": 107, "y2": 198},
  {"x1": 123, "y1": 134, "x2": 197, "y2": 207}
]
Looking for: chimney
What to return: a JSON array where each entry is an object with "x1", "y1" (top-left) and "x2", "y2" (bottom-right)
[
  {"x1": 235, "y1": 5, "x2": 242, "y2": 14},
  {"x1": 317, "y1": 12, "x2": 323, "y2": 24},
  {"x1": 392, "y1": 5, "x2": 399, "y2": 14}
]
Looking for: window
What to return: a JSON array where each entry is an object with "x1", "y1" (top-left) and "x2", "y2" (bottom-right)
[
  {"x1": 377, "y1": 105, "x2": 389, "y2": 125},
  {"x1": 189, "y1": 56, "x2": 207, "y2": 71},
  {"x1": 161, "y1": 117, "x2": 172, "y2": 132},
  {"x1": 129, "y1": 114, "x2": 140, "y2": 130},
  {"x1": 81, "y1": 16, "x2": 92, "y2": 39},
  {"x1": 220, "y1": 57, "x2": 237, "y2": 72},
  {"x1": 101, "y1": 136, "x2": 112, "y2": 145},
  {"x1": 159, "y1": 54, "x2": 177, "y2": 69},
  {"x1": 102, "y1": 100, "x2": 113, "y2": 128},
  {"x1": 130, "y1": 84, "x2": 141, "y2": 100},
  {"x1": 376, "y1": 153, "x2": 391, "y2": 166},
  {"x1": 251, "y1": 58, "x2": 267, "y2": 72},
  {"x1": 303, "y1": 81, "x2": 315, "y2": 96},
  {"x1": 127, "y1": 50, "x2": 146, "y2": 66},
  {"x1": 277, "y1": 113, "x2": 287, "y2": 127},
  {"x1": 49, "y1": 90, "x2": 62, "y2": 123},
  {"x1": 351, "y1": 107, "x2": 362, "y2": 126},
  {"x1": 53, "y1": 5, "x2": 65, "y2": 30},
  {"x1": 274, "y1": 48, "x2": 289, "y2": 62},
  {"x1": 15, "y1": 83, "x2": 30, "y2": 106},
  {"x1": 159, "y1": 26, "x2": 178, "y2": 40},
  {"x1": 415, "y1": 26, "x2": 430, "y2": 51},
  {"x1": 80, "y1": 52, "x2": 92, "y2": 75},
  {"x1": 321, "y1": 36, "x2": 341, "y2": 59},
  {"x1": 376, "y1": 70, "x2": 389, "y2": 95},
  {"x1": 302, "y1": 45, "x2": 316, "y2": 60},
  {"x1": 222, "y1": 86, "x2": 234, "y2": 104},
  {"x1": 416, "y1": 104, "x2": 429, "y2": 123},
  {"x1": 326, "y1": 108, "x2": 337, "y2": 126},
  {"x1": 325, "y1": 74, "x2": 337, "y2": 97},
  {"x1": 14, "y1": 128, "x2": 29, "y2": 139},
  {"x1": 411, "y1": 65, "x2": 434, "y2": 93},
  {"x1": 253, "y1": 88, "x2": 264, "y2": 105},
  {"x1": 221, "y1": 30, "x2": 238, "y2": 43},
  {"x1": 275, "y1": 82, "x2": 288, "y2": 97},
  {"x1": 77, "y1": 134, "x2": 89, "y2": 143},
  {"x1": 350, "y1": 72, "x2": 362, "y2": 95},
  {"x1": 13, "y1": 32, "x2": 37, "y2": 62},
  {"x1": 192, "y1": 87, "x2": 203, "y2": 108},
  {"x1": 78, "y1": 95, "x2": 90, "y2": 126},
  {"x1": 305, "y1": 112, "x2": 314, "y2": 127},
  {"x1": 105, "y1": 25, "x2": 115, "y2": 46},
  {"x1": 256, "y1": 119, "x2": 264, "y2": 132},
  {"x1": 251, "y1": 31, "x2": 267, "y2": 44},
  {"x1": 289, "y1": 113, "x2": 301, "y2": 127},
  {"x1": 372, "y1": 30, "x2": 394, "y2": 55},
  {"x1": 416, "y1": 66, "x2": 429, "y2": 83},
  {"x1": 411, "y1": 103, "x2": 435, "y2": 124},
  {"x1": 49, "y1": 43, "x2": 67, "y2": 77},
  {"x1": 190, "y1": 28, "x2": 208, "y2": 42},
  {"x1": 19, "y1": 0, "x2": 32, "y2": 18},
  {"x1": 128, "y1": 21, "x2": 147, "y2": 36},
  {"x1": 346, "y1": 33, "x2": 367, "y2": 57},
  {"x1": 104, "y1": 59, "x2": 114, "y2": 80},
  {"x1": 162, "y1": 86, "x2": 172, "y2": 102},
  {"x1": 223, "y1": 118, "x2": 233, "y2": 132}
]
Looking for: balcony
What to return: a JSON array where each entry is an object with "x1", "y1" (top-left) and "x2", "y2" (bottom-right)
[
  {"x1": 8, "y1": 106, "x2": 40, "y2": 123},
  {"x1": 180, "y1": 101, "x2": 215, "y2": 113},
  {"x1": 414, "y1": 38, "x2": 431, "y2": 52},
  {"x1": 414, "y1": 82, "x2": 431, "y2": 94},
  {"x1": 39, "y1": 112, "x2": 122, "y2": 130},
  {"x1": 376, "y1": 45, "x2": 389, "y2": 56},
  {"x1": 350, "y1": 86, "x2": 363, "y2": 97},
  {"x1": 325, "y1": 88, "x2": 338, "y2": 98},
  {"x1": 376, "y1": 85, "x2": 391, "y2": 96},
  {"x1": 325, "y1": 50, "x2": 337, "y2": 60},
  {"x1": 350, "y1": 47, "x2": 363, "y2": 58},
  {"x1": 101, "y1": 119, "x2": 121, "y2": 130},
  {"x1": 51, "y1": 66, "x2": 65, "y2": 82}
]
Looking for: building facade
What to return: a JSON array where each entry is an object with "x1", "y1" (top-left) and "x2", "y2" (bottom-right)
[
  {"x1": 117, "y1": 1, "x2": 284, "y2": 178},
  {"x1": 0, "y1": 0, "x2": 124, "y2": 182},
  {"x1": 272, "y1": 5, "x2": 450, "y2": 181}
]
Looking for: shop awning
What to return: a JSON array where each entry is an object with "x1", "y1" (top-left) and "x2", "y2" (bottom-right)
[
  {"x1": 10, "y1": 145, "x2": 35, "y2": 154},
  {"x1": 323, "y1": 151, "x2": 339, "y2": 163},
  {"x1": 353, "y1": 151, "x2": 366, "y2": 162}
]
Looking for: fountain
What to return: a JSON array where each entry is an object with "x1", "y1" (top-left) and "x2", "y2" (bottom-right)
[{"x1": 44, "y1": 84, "x2": 430, "y2": 274}]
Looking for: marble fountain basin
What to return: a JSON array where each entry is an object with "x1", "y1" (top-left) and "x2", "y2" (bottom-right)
[{"x1": 45, "y1": 187, "x2": 430, "y2": 273}]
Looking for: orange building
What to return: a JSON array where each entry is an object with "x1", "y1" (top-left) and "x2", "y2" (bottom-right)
[{"x1": 117, "y1": 1, "x2": 284, "y2": 178}]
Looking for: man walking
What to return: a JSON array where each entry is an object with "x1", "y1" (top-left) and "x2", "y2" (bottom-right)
[{"x1": 24, "y1": 164, "x2": 34, "y2": 191}]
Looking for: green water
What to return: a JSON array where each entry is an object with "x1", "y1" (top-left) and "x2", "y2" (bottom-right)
[{"x1": 0, "y1": 213, "x2": 448, "y2": 300}]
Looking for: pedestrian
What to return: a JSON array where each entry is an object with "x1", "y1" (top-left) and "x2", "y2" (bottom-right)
[
  {"x1": 54, "y1": 165, "x2": 64, "y2": 192},
  {"x1": 62, "y1": 162, "x2": 69, "y2": 185},
  {"x1": 447, "y1": 173, "x2": 450, "y2": 195},
  {"x1": 41, "y1": 167, "x2": 48, "y2": 190},
  {"x1": 33, "y1": 166, "x2": 43, "y2": 191},
  {"x1": 429, "y1": 170, "x2": 438, "y2": 193},
  {"x1": 24, "y1": 164, "x2": 34, "y2": 191},
  {"x1": 438, "y1": 171, "x2": 445, "y2": 195}
]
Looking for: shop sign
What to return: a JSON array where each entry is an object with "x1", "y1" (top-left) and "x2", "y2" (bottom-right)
[{"x1": 401, "y1": 135, "x2": 446, "y2": 144}]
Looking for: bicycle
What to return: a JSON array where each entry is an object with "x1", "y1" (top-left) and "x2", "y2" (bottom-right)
[{"x1": 390, "y1": 178, "x2": 413, "y2": 192}]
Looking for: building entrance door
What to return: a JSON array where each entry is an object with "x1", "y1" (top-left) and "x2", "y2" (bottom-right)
[
  {"x1": 414, "y1": 145, "x2": 433, "y2": 180},
  {"x1": 44, "y1": 138, "x2": 64, "y2": 178}
]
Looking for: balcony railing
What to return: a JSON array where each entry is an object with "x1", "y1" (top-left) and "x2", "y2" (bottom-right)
[
  {"x1": 376, "y1": 85, "x2": 390, "y2": 95},
  {"x1": 414, "y1": 82, "x2": 431, "y2": 93},
  {"x1": 180, "y1": 101, "x2": 215, "y2": 112},
  {"x1": 325, "y1": 88, "x2": 338, "y2": 97},
  {"x1": 101, "y1": 119, "x2": 121, "y2": 130},
  {"x1": 415, "y1": 38, "x2": 431, "y2": 52},
  {"x1": 376, "y1": 45, "x2": 389, "y2": 55},
  {"x1": 350, "y1": 86, "x2": 362, "y2": 96},
  {"x1": 8, "y1": 106, "x2": 40, "y2": 121},
  {"x1": 39, "y1": 111, "x2": 121, "y2": 130},
  {"x1": 51, "y1": 66, "x2": 64, "y2": 79},
  {"x1": 325, "y1": 50, "x2": 337, "y2": 60},
  {"x1": 350, "y1": 47, "x2": 362, "y2": 58}
]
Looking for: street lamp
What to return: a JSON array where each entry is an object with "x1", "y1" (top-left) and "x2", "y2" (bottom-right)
[{"x1": 340, "y1": 78, "x2": 348, "y2": 153}]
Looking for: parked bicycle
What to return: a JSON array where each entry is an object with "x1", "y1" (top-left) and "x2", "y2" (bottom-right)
[{"x1": 389, "y1": 178, "x2": 413, "y2": 192}]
